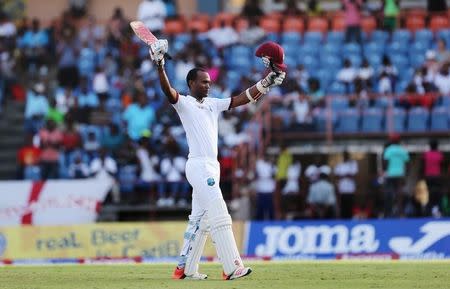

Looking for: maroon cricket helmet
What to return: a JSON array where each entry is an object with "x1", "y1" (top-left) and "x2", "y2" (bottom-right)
[{"x1": 255, "y1": 41, "x2": 287, "y2": 72}]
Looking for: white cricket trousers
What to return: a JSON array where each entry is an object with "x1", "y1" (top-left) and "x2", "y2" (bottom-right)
[{"x1": 185, "y1": 157, "x2": 223, "y2": 216}]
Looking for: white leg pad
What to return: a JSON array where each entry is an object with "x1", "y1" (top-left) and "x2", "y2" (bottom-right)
[
  {"x1": 208, "y1": 198, "x2": 243, "y2": 275},
  {"x1": 184, "y1": 215, "x2": 209, "y2": 276},
  {"x1": 177, "y1": 214, "x2": 203, "y2": 269}
]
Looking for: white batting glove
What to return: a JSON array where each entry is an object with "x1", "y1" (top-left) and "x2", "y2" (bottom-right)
[
  {"x1": 270, "y1": 71, "x2": 286, "y2": 87},
  {"x1": 149, "y1": 39, "x2": 168, "y2": 66}
]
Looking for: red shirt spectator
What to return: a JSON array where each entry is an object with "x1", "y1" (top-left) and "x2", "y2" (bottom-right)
[{"x1": 423, "y1": 142, "x2": 443, "y2": 178}]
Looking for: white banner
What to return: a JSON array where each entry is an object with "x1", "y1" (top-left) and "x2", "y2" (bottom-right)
[{"x1": 0, "y1": 176, "x2": 113, "y2": 226}]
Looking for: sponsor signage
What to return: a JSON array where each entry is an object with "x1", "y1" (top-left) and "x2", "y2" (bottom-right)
[
  {"x1": 0, "y1": 177, "x2": 112, "y2": 226},
  {"x1": 245, "y1": 219, "x2": 450, "y2": 259},
  {"x1": 0, "y1": 222, "x2": 244, "y2": 260}
]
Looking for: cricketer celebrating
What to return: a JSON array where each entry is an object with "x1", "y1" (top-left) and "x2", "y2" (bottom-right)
[{"x1": 149, "y1": 39, "x2": 286, "y2": 280}]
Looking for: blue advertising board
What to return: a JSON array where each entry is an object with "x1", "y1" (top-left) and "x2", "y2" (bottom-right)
[{"x1": 244, "y1": 219, "x2": 450, "y2": 259}]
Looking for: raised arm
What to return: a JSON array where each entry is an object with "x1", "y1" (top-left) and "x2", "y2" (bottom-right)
[
  {"x1": 157, "y1": 64, "x2": 178, "y2": 104},
  {"x1": 149, "y1": 39, "x2": 178, "y2": 104},
  {"x1": 229, "y1": 71, "x2": 286, "y2": 109}
]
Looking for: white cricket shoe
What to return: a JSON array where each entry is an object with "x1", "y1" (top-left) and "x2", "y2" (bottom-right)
[
  {"x1": 223, "y1": 267, "x2": 252, "y2": 280},
  {"x1": 172, "y1": 266, "x2": 207, "y2": 280}
]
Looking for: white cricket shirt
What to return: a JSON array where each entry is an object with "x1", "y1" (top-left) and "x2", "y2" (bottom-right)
[{"x1": 172, "y1": 94, "x2": 231, "y2": 159}]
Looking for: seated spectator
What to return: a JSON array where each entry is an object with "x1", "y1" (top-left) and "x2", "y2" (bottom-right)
[
  {"x1": 78, "y1": 77, "x2": 99, "y2": 109},
  {"x1": 17, "y1": 134, "x2": 41, "y2": 179},
  {"x1": 207, "y1": 20, "x2": 239, "y2": 49},
  {"x1": 358, "y1": 59, "x2": 374, "y2": 90},
  {"x1": 337, "y1": 59, "x2": 357, "y2": 94},
  {"x1": 283, "y1": 81, "x2": 312, "y2": 130},
  {"x1": 24, "y1": 83, "x2": 49, "y2": 134},
  {"x1": 46, "y1": 98, "x2": 64, "y2": 125},
  {"x1": 55, "y1": 87, "x2": 75, "y2": 114},
  {"x1": 405, "y1": 180, "x2": 432, "y2": 217},
  {"x1": 90, "y1": 148, "x2": 118, "y2": 178},
  {"x1": 239, "y1": 17, "x2": 265, "y2": 46},
  {"x1": 435, "y1": 38, "x2": 450, "y2": 65},
  {"x1": 307, "y1": 78, "x2": 325, "y2": 107},
  {"x1": 101, "y1": 123, "x2": 125, "y2": 154},
  {"x1": 306, "y1": 172, "x2": 337, "y2": 219},
  {"x1": 122, "y1": 91, "x2": 155, "y2": 141},
  {"x1": 137, "y1": 0, "x2": 167, "y2": 36},
  {"x1": 78, "y1": 15, "x2": 105, "y2": 46},
  {"x1": 62, "y1": 115, "x2": 82, "y2": 155},
  {"x1": 84, "y1": 131, "x2": 101, "y2": 159},
  {"x1": 378, "y1": 71, "x2": 393, "y2": 94},
  {"x1": 38, "y1": 119, "x2": 63, "y2": 179},
  {"x1": 291, "y1": 64, "x2": 309, "y2": 92},
  {"x1": 18, "y1": 18, "x2": 49, "y2": 73},
  {"x1": 68, "y1": 151, "x2": 90, "y2": 179},
  {"x1": 434, "y1": 63, "x2": 450, "y2": 96},
  {"x1": 378, "y1": 55, "x2": 398, "y2": 91}
]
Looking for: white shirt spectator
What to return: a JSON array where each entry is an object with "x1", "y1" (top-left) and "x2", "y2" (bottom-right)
[
  {"x1": 305, "y1": 164, "x2": 319, "y2": 182},
  {"x1": 307, "y1": 178, "x2": 336, "y2": 206},
  {"x1": 337, "y1": 66, "x2": 357, "y2": 83},
  {"x1": 137, "y1": 0, "x2": 167, "y2": 32},
  {"x1": 283, "y1": 162, "x2": 301, "y2": 195},
  {"x1": 160, "y1": 156, "x2": 186, "y2": 182},
  {"x1": 254, "y1": 158, "x2": 276, "y2": 194},
  {"x1": 0, "y1": 20, "x2": 16, "y2": 37},
  {"x1": 334, "y1": 160, "x2": 358, "y2": 194},
  {"x1": 319, "y1": 165, "x2": 331, "y2": 176},
  {"x1": 207, "y1": 26, "x2": 239, "y2": 48},
  {"x1": 137, "y1": 148, "x2": 161, "y2": 182},
  {"x1": 379, "y1": 75, "x2": 392, "y2": 94},
  {"x1": 358, "y1": 66, "x2": 374, "y2": 81},
  {"x1": 93, "y1": 70, "x2": 109, "y2": 94},
  {"x1": 90, "y1": 156, "x2": 118, "y2": 177},
  {"x1": 434, "y1": 71, "x2": 450, "y2": 95}
]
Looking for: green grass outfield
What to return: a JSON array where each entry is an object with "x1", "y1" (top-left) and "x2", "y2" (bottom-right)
[{"x1": 1, "y1": 261, "x2": 449, "y2": 289}]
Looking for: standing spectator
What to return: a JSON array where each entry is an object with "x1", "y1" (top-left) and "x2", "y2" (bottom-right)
[
  {"x1": 122, "y1": 91, "x2": 155, "y2": 141},
  {"x1": 253, "y1": 156, "x2": 276, "y2": 220},
  {"x1": 274, "y1": 144, "x2": 292, "y2": 219},
  {"x1": 307, "y1": 0, "x2": 323, "y2": 17},
  {"x1": 334, "y1": 151, "x2": 358, "y2": 218},
  {"x1": 421, "y1": 139, "x2": 444, "y2": 212},
  {"x1": 282, "y1": 160, "x2": 302, "y2": 218},
  {"x1": 382, "y1": 0, "x2": 400, "y2": 32},
  {"x1": 136, "y1": 136, "x2": 161, "y2": 201},
  {"x1": 342, "y1": 0, "x2": 363, "y2": 44},
  {"x1": 137, "y1": 0, "x2": 167, "y2": 36},
  {"x1": 38, "y1": 120, "x2": 63, "y2": 179},
  {"x1": 307, "y1": 78, "x2": 325, "y2": 107},
  {"x1": 383, "y1": 134, "x2": 410, "y2": 217},
  {"x1": 107, "y1": 7, "x2": 128, "y2": 48},
  {"x1": 306, "y1": 172, "x2": 337, "y2": 218},
  {"x1": 159, "y1": 149, "x2": 189, "y2": 207},
  {"x1": 93, "y1": 66, "x2": 109, "y2": 102}
]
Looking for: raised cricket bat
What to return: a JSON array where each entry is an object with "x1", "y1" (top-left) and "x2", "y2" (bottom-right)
[{"x1": 130, "y1": 21, "x2": 172, "y2": 59}]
